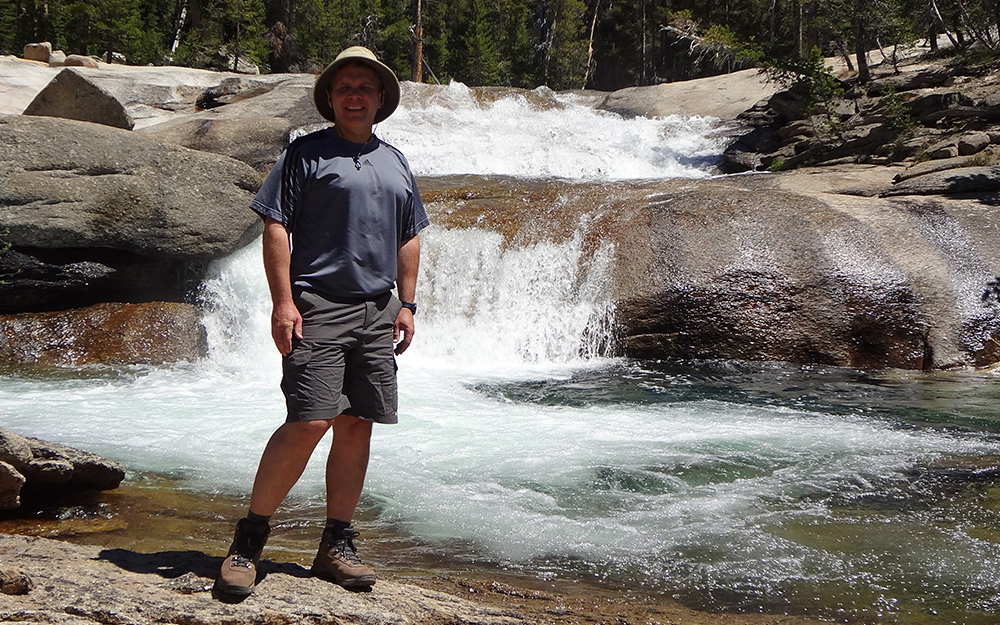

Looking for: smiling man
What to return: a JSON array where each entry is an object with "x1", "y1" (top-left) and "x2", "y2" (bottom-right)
[{"x1": 214, "y1": 46, "x2": 429, "y2": 598}]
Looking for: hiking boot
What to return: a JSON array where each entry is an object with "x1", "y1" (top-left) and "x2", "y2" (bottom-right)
[
  {"x1": 214, "y1": 518, "x2": 270, "y2": 597},
  {"x1": 311, "y1": 526, "x2": 377, "y2": 588}
]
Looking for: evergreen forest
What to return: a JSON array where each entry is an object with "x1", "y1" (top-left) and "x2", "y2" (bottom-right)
[{"x1": 2, "y1": 0, "x2": 999, "y2": 91}]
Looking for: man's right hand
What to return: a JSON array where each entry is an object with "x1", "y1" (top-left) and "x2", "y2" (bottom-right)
[{"x1": 271, "y1": 301, "x2": 303, "y2": 355}]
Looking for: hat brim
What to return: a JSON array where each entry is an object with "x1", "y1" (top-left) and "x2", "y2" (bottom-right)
[{"x1": 313, "y1": 49, "x2": 401, "y2": 124}]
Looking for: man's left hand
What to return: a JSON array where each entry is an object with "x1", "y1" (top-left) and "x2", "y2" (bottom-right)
[{"x1": 393, "y1": 308, "x2": 414, "y2": 355}]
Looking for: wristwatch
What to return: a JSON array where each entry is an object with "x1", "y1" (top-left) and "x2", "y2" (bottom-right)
[{"x1": 400, "y1": 301, "x2": 417, "y2": 315}]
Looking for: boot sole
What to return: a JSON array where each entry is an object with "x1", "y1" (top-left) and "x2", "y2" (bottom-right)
[
  {"x1": 213, "y1": 578, "x2": 255, "y2": 597},
  {"x1": 311, "y1": 566, "x2": 377, "y2": 588}
]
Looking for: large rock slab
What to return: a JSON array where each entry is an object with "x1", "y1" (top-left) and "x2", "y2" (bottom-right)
[
  {"x1": 0, "y1": 115, "x2": 263, "y2": 313},
  {"x1": 598, "y1": 67, "x2": 780, "y2": 120},
  {"x1": 137, "y1": 74, "x2": 323, "y2": 171},
  {"x1": 0, "y1": 301, "x2": 207, "y2": 367},
  {"x1": 882, "y1": 165, "x2": 1000, "y2": 196},
  {"x1": 0, "y1": 56, "x2": 291, "y2": 128},
  {"x1": 609, "y1": 168, "x2": 1000, "y2": 368},
  {"x1": 23, "y1": 68, "x2": 134, "y2": 129}
]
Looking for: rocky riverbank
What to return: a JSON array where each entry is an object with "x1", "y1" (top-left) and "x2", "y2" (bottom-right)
[{"x1": 0, "y1": 478, "x2": 816, "y2": 625}]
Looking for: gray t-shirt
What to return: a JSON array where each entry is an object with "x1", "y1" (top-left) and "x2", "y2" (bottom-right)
[{"x1": 251, "y1": 129, "x2": 429, "y2": 301}]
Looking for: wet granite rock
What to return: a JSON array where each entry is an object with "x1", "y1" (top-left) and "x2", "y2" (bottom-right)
[
  {"x1": 0, "y1": 301, "x2": 208, "y2": 367},
  {"x1": 0, "y1": 428, "x2": 124, "y2": 506}
]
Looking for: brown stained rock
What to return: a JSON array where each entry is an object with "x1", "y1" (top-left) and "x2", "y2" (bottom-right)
[
  {"x1": 0, "y1": 568, "x2": 32, "y2": 595},
  {"x1": 421, "y1": 168, "x2": 1000, "y2": 369},
  {"x1": 63, "y1": 55, "x2": 99, "y2": 69},
  {"x1": 0, "y1": 301, "x2": 207, "y2": 367},
  {"x1": 22, "y1": 42, "x2": 52, "y2": 62}
]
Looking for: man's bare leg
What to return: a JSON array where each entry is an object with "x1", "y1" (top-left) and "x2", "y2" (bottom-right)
[
  {"x1": 248, "y1": 419, "x2": 335, "y2": 516},
  {"x1": 326, "y1": 413, "x2": 373, "y2": 521},
  {"x1": 310, "y1": 413, "x2": 377, "y2": 588},
  {"x1": 217, "y1": 419, "x2": 334, "y2": 596}
]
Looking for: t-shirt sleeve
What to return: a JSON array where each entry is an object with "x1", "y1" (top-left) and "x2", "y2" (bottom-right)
[
  {"x1": 404, "y1": 169, "x2": 430, "y2": 242},
  {"x1": 250, "y1": 149, "x2": 303, "y2": 227}
]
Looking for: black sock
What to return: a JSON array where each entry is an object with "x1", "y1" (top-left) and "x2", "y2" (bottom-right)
[
  {"x1": 243, "y1": 511, "x2": 271, "y2": 533},
  {"x1": 325, "y1": 518, "x2": 352, "y2": 534}
]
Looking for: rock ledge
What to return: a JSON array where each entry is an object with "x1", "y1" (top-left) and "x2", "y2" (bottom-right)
[{"x1": 0, "y1": 533, "x2": 529, "y2": 625}]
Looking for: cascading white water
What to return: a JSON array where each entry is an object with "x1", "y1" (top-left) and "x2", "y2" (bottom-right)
[{"x1": 4, "y1": 81, "x2": 1000, "y2": 622}]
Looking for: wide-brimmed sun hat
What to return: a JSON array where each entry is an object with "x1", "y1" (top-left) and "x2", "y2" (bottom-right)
[{"x1": 313, "y1": 46, "x2": 401, "y2": 124}]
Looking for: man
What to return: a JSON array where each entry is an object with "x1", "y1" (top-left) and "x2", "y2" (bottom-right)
[{"x1": 215, "y1": 46, "x2": 429, "y2": 598}]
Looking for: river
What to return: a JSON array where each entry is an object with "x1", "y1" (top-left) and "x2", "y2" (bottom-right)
[{"x1": 3, "y1": 82, "x2": 1000, "y2": 624}]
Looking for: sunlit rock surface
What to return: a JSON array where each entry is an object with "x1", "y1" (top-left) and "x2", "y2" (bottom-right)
[
  {"x1": 0, "y1": 534, "x2": 532, "y2": 625},
  {"x1": 0, "y1": 115, "x2": 263, "y2": 314}
]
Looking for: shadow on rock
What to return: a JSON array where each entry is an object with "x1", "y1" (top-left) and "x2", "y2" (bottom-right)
[{"x1": 97, "y1": 548, "x2": 312, "y2": 581}]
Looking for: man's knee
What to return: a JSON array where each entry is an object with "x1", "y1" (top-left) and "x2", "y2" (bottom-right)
[
  {"x1": 334, "y1": 414, "x2": 373, "y2": 441},
  {"x1": 278, "y1": 419, "x2": 334, "y2": 447}
]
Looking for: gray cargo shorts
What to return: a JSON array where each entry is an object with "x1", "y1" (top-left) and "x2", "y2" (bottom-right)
[{"x1": 281, "y1": 289, "x2": 402, "y2": 424}]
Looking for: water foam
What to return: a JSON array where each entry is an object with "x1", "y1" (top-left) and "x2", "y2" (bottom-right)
[{"x1": 376, "y1": 81, "x2": 727, "y2": 180}]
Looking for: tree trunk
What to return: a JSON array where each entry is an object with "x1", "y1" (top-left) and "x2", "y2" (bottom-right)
[
  {"x1": 641, "y1": 0, "x2": 647, "y2": 85},
  {"x1": 411, "y1": 0, "x2": 423, "y2": 82},
  {"x1": 928, "y1": 0, "x2": 961, "y2": 49},
  {"x1": 854, "y1": 0, "x2": 869, "y2": 82},
  {"x1": 837, "y1": 37, "x2": 854, "y2": 71},
  {"x1": 804, "y1": 1, "x2": 819, "y2": 52},
  {"x1": 928, "y1": 1, "x2": 939, "y2": 53},
  {"x1": 583, "y1": 0, "x2": 599, "y2": 88},
  {"x1": 171, "y1": 0, "x2": 188, "y2": 52},
  {"x1": 189, "y1": 0, "x2": 201, "y2": 29},
  {"x1": 264, "y1": 0, "x2": 292, "y2": 72},
  {"x1": 792, "y1": 0, "x2": 802, "y2": 58},
  {"x1": 768, "y1": 0, "x2": 779, "y2": 55}
]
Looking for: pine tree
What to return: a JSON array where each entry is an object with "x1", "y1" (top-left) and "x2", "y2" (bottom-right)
[
  {"x1": 538, "y1": 0, "x2": 589, "y2": 89},
  {"x1": 0, "y1": 0, "x2": 18, "y2": 55},
  {"x1": 458, "y1": 0, "x2": 500, "y2": 84},
  {"x1": 497, "y1": 0, "x2": 536, "y2": 86}
]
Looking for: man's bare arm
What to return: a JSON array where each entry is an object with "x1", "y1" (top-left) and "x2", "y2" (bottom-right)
[
  {"x1": 394, "y1": 235, "x2": 420, "y2": 355},
  {"x1": 262, "y1": 217, "x2": 302, "y2": 355}
]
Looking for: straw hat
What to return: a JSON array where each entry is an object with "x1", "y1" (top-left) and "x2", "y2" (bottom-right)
[{"x1": 313, "y1": 46, "x2": 401, "y2": 124}]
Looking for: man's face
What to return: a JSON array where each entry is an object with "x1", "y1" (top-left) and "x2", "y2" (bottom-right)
[{"x1": 328, "y1": 63, "x2": 382, "y2": 139}]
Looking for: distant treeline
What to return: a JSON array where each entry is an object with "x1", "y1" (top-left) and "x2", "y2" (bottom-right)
[{"x1": 2, "y1": 0, "x2": 998, "y2": 90}]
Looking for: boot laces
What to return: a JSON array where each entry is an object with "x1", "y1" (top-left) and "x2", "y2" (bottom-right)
[
  {"x1": 332, "y1": 531, "x2": 364, "y2": 565},
  {"x1": 230, "y1": 554, "x2": 253, "y2": 569}
]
